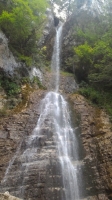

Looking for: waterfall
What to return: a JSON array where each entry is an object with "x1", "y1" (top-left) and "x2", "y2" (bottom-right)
[
  {"x1": 47, "y1": 25, "x2": 80, "y2": 199},
  {"x1": 0, "y1": 25, "x2": 81, "y2": 200},
  {"x1": 50, "y1": 25, "x2": 63, "y2": 92}
]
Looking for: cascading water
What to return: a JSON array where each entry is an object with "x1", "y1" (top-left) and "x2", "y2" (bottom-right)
[
  {"x1": 48, "y1": 25, "x2": 80, "y2": 199},
  {"x1": 50, "y1": 25, "x2": 63, "y2": 92},
  {"x1": 43, "y1": 91, "x2": 80, "y2": 200},
  {"x1": 0, "y1": 25, "x2": 81, "y2": 200}
]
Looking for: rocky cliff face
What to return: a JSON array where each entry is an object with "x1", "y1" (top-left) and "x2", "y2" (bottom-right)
[
  {"x1": 0, "y1": 30, "x2": 45, "y2": 80},
  {"x1": 0, "y1": 32, "x2": 18, "y2": 76},
  {"x1": 0, "y1": 30, "x2": 30, "y2": 79},
  {"x1": 69, "y1": 94, "x2": 112, "y2": 199},
  {"x1": 0, "y1": 74, "x2": 111, "y2": 200},
  {"x1": 0, "y1": 75, "x2": 78, "y2": 200}
]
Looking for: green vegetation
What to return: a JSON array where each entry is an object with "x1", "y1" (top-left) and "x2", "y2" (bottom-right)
[
  {"x1": 60, "y1": 70, "x2": 73, "y2": 76},
  {"x1": 60, "y1": 9, "x2": 112, "y2": 118},
  {"x1": 0, "y1": 0, "x2": 48, "y2": 113},
  {"x1": 0, "y1": 70, "x2": 46, "y2": 115},
  {"x1": 32, "y1": 76, "x2": 46, "y2": 89},
  {"x1": 0, "y1": 0, "x2": 48, "y2": 61},
  {"x1": 0, "y1": 72, "x2": 45, "y2": 97},
  {"x1": 73, "y1": 14, "x2": 112, "y2": 118},
  {"x1": 0, "y1": 73, "x2": 21, "y2": 97},
  {"x1": 4, "y1": 81, "x2": 20, "y2": 96},
  {"x1": 74, "y1": 28, "x2": 112, "y2": 88}
]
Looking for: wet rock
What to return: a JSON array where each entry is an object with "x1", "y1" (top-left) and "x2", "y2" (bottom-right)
[
  {"x1": 38, "y1": 136, "x2": 46, "y2": 146},
  {"x1": 60, "y1": 74, "x2": 78, "y2": 93},
  {"x1": 54, "y1": 16, "x2": 59, "y2": 27},
  {"x1": 43, "y1": 71, "x2": 78, "y2": 93}
]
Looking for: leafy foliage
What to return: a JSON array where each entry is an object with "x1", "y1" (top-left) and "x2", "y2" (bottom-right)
[
  {"x1": 61, "y1": 8, "x2": 112, "y2": 117},
  {"x1": 74, "y1": 15, "x2": 112, "y2": 89},
  {"x1": 0, "y1": 74, "x2": 21, "y2": 96},
  {"x1": 0, "y1": 0, "x2": 48, "y2": 56}
]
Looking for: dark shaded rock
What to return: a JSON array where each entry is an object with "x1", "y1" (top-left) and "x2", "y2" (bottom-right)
[
  {"x1": 44, "y1": 28, "x2": 56, "y2": 60},
  {"x1": 15, "y1": 64, "x2": 29, "y2": 78},
  {"x1": 0, "y1": 38, "x2": 3, "y2": 44},
  {"x1": 54, "y1": 16, "x2": 59, "y2": 27}
]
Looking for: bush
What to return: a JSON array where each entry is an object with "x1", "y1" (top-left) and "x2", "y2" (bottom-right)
[
  {"x1": 6, "y1": 81, "x2": 21, "y2": 96},
  {"x1": 19, "y1": 55, "x2": 33, "y2": 67},
  {"x1": 0, "y1": 74, "x2": 21, "y2": 97}
]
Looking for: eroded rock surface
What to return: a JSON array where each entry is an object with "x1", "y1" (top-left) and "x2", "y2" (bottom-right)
[
  {"x1": 0, "y1": 89, "x2": 66, "y2": 200},
  {"x1": 69, "y1": 94, "x2": 112, "y2": 199},
  {"x1": 0, "y1": 89, "x2": 45, "y2": 183},
  {"x1": 0, "y1": 75, "x2": 112, "y2": 200}
]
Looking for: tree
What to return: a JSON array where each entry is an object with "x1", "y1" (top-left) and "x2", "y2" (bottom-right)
[
  {"x1": 74, "y1": 17, "x2": 112, "y2": 89},
  {"x1": 74, "y1": 42, "x2": 93, "y2": 81},
  {"x1": 0, "y1": 0, "x2": 48, "y2": 55}
]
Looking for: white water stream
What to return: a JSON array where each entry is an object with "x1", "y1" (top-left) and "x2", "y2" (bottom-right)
[
  {"x1": 50, "y1": 25, "x2": 63, "y2": 92},
  {"x1": 1, "y1": 25, "x2": 81, "y2": 200},
  {"x1": 49, "y1": 25, "x2": 80, "y2": 200}
]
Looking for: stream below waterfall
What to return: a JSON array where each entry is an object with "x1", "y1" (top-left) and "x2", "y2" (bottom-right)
[{"x1": 0, "y1": 25, "x2": 98, "y2": 200}]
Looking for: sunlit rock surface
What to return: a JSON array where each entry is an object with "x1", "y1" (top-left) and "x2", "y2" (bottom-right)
[
  {"x1": 0, "y1": 192, "x2": 22, "y2": 200},
  {"x1": 0, "y1": 32, "x2": 18, "y2": 75}
]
